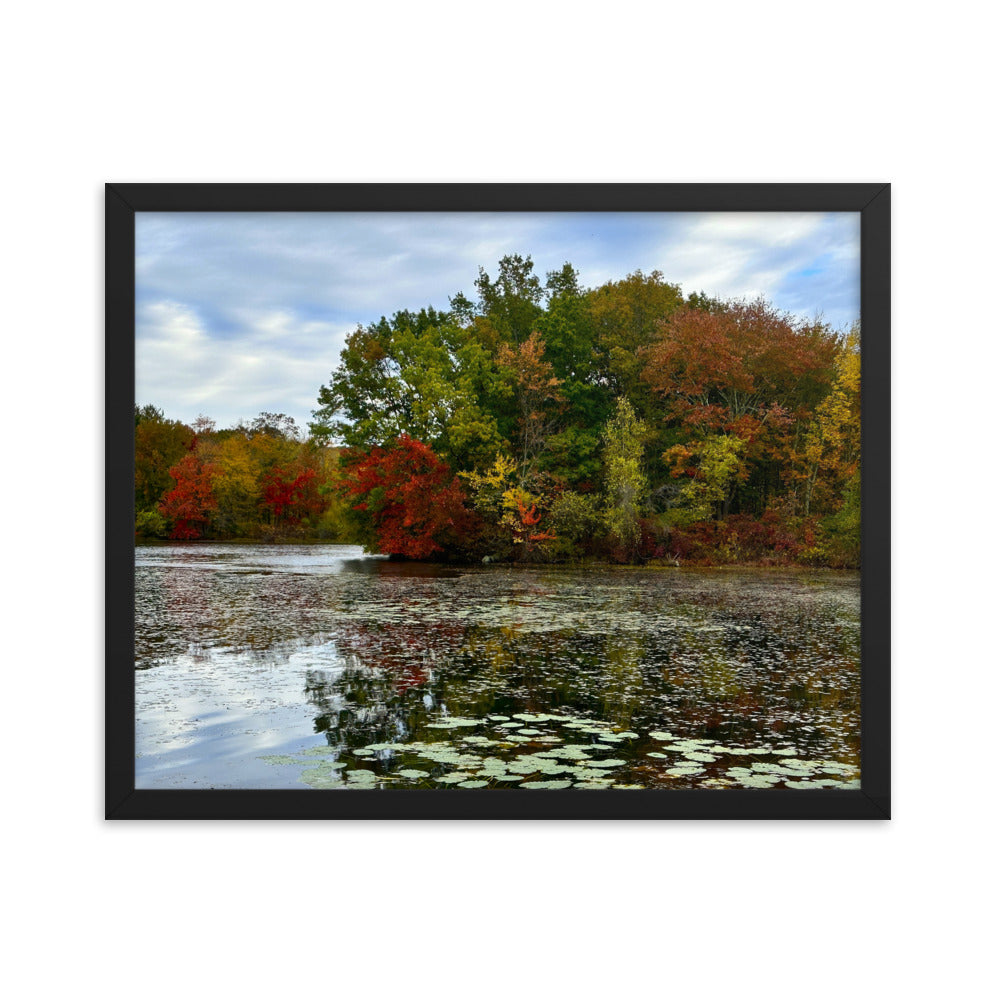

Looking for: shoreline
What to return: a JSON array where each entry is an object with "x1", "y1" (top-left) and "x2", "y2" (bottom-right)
[{"x1": 134, "y1": 538, "x2": 857, "y2": 571}]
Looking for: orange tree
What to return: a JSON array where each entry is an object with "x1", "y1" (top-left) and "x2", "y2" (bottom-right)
[{"x1": 642, "y1": 298, "x2": 839, "y2": 516}]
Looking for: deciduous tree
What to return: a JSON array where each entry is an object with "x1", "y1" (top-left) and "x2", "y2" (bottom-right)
[
  {"x1": 496, "y1": 331, "x2": 565, "y2": 478},
  {"x1": 338, "y1": 435, "x2": 475, "y2": 558},
  {"x1": 158, "y1": 450, "x2": 217, "y2": 539},
  {"x1": 602, "y1": 398, "x2": 649, "y2": 558},
  {"x1": 135, "y1": 406, "x2": 194, "y2": 512}
]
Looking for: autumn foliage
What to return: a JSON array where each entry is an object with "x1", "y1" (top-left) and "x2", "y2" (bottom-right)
[
  {"x1": 158, "y1": 450, "x2": 217, "y2": 539},
  {"x1": 138, "y1": 255, "x2": 861, "y2": 567},
  {"x1": 641, "y1": 299, "x2": 837, "y2": 436},
  {"x1": 337, "y1": 434, "x2": 476, "y2": 559},
  {"x1": 138, "y1": 409, "x2": 337, "y2": 541},
  {"x1": 260, "y1": 464, "x2": 324, "y2": 525}
]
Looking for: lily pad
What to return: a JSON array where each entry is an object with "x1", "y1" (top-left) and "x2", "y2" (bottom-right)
[
  {"x1": 571, "y1": 771, "x2": 614, "y2": 783},
  {"x1": 436, "y1": 773, "x2": 474, "y2": 784},
  {"x1": 734, "y1": 774, "x2": 781, "y2": 788},
  {"x1": 300, "y1": 765, "x2": 346, "y2": 789},
  {"x1": 665, "y1": 766, "x2": 705, "y2": 777}
]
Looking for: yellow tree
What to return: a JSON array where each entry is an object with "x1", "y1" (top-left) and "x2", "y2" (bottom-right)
[
  {"x1": 800, "y1": 327, "x2": 860, "y2": 515},
  {"x1": 205, "y1": 434, "x2": 261, "y2": 534}
]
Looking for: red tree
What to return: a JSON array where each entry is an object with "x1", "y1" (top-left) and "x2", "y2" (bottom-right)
[
  {"x1": 158, "y1": 451, "x2": 217, "y2": 539},
  {"x1": 339, "y1": 435, "x2": 475, "y2": 558},
  {"x1": 260, "y1": 464, "x2": 324, "y2": 526}
]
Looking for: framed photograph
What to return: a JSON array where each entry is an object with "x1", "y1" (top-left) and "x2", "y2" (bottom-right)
[{"x1": 107, "y1": 183, "x2": 889, "y2": 819}]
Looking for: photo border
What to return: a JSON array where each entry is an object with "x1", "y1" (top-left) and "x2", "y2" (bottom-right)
[{"x1": 106, "y1": 182, "x2": 890, "y2": 820}]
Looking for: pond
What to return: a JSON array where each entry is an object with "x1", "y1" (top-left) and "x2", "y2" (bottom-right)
[{"x1": 135, "y1": 544, "x2": 861, "y2": 791}]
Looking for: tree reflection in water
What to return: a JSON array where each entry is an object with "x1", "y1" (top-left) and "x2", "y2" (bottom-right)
[{"x1": 135, "y1": 545, "x2": 860, "y2": 789}]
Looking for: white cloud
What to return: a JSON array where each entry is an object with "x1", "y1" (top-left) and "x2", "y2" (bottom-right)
[
  {"x1": 657, "y1": 213, "x2": 844, "y2": 305},
  {"x1": 136, "y1": 299, "x2": 352, "y2": 430}
]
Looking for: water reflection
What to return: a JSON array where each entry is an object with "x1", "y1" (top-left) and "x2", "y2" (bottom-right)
[{"x1": 135, "y1": 544, "x2": 861, "y2": 790}]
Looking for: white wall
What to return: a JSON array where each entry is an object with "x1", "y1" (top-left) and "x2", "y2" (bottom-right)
[{"x1": 4, "y1": 3, "x2": 995, "y2": 998}]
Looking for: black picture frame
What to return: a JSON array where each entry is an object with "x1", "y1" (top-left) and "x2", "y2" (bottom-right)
[{"x1": 107, "y1": 182, "x2": 890, "y2": 820}]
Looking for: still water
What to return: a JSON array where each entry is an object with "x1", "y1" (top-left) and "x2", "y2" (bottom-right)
[{"x1": 135, "y1": 544, "x2": 861, "y2": 790}]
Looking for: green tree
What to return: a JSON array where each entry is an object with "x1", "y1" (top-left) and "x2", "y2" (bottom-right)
[
  {"x1": 535, "y1": 263, "x2": 607, "y2": 485},
  {"x1": 601, "y1": 398, "x2": 649, "y2": 559},
  {"x1": 311, "y1": 310, "x2": 504, "y2": 470},
  {"x1": 474, "y1": 253, "x2": 544, "y2": 345}
]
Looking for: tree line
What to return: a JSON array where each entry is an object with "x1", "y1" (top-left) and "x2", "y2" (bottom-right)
[{"x1": 136, "y1": 255, "x2": 860, "y2": 566}]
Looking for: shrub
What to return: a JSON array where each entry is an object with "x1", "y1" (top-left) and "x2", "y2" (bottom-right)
[
  {"x1": 548, "y1": 491, "x2": 603, "y2": 558},
  {"x1": 664, "y1": 511, "x2": 820, "y2": 565},
  {"x1": 135, "y1": 510, "x2": 168, "y2": 539}
]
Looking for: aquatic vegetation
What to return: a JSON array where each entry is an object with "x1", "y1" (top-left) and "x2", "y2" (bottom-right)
[
  {"x1": 300, "y1": 765, "x2": 346, "y2": 789},
  {"x1": 255, "y1": 698, "x2": 861, "y2": 791},
  {"x1": 426, "y1": 717, "x2": 481, "y2": 728},
  {"x1": 137, "y1": 546, "x2": 859, "y2": 792},
  {"x1": 665, "y1": 766, "x2": 705, "y2": 777},
  {"x1": 346, "y1": 767, "x2": 378, "y2": 781},
  {"x1": 572, "y1": 770, "x2": 615, "y2": 783},
  {"x1": 437, "y1": 773, "x2": 474, "y2": 784}
]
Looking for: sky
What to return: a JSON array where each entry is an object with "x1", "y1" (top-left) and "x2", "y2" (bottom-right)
[{"x1": 135, "y1": 211, "x2": 860, "y2": 433}]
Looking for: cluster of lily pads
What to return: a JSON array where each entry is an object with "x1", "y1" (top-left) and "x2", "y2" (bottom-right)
[
  {"x1": 260, "y1": 711, "x2": 860, "y2": 791},
  {"x1": 643, "y1": 730, "x2": 859, "y2": 788}
]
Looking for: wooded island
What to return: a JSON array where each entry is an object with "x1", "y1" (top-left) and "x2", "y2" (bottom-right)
[{"x1": 135, "y1": 256, "x2": 860, "y2": 567}]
